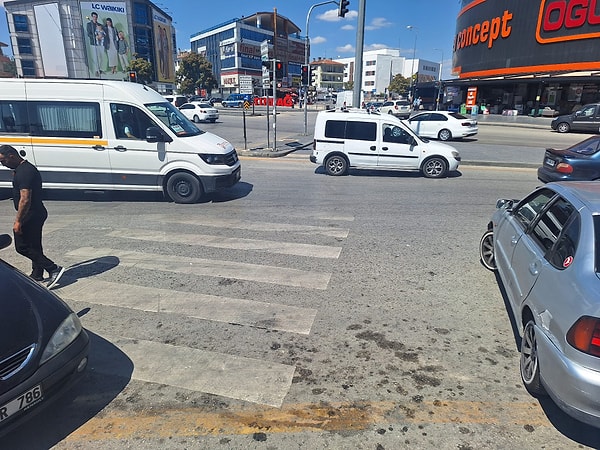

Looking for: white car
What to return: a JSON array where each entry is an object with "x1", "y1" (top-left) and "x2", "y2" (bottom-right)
[
  {"x1": 179, "y1": 102, "x2": 219, "y2": 123},
  {"x1": 379, "y1": 100, "x2": 411, "y2": 118},
  {"x1": 406, "y1": 111, "x2": 478, "y2": 141}
]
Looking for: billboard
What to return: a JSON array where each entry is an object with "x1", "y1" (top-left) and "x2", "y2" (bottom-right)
[
  {"x1": 152, "y1": 9, "x2": 175, "y2": 83},
  {"x1": 453, "y1": 0, "x2": 600, "y2": 78},
  {"x1": 81, "y1": 2, "x2": 130, "y2": 79}
]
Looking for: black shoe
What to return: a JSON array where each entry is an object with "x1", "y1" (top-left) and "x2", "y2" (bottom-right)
[
  {"x1": 47, "y1": 266, "x2": 65, "y2": 289},
  {"x1": 30, "y1": 269, "x2": 44, "y2": 282}
]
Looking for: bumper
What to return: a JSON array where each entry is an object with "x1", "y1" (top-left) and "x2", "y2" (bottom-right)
[
  {"x1": 536, "y1": 324, "x2": 600, "y2": 427},
  {"x1": 0, "y1": 329, "x2": 89, "y2": 437},
  {"x1": 537, "y1": 166, "x2": 577, "y2": 183},
  {"x1": 200, "y1": 166, "x2": 241, "y2": 193}
]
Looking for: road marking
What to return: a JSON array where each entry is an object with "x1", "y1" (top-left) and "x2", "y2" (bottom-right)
[
  {"x1": 63, "y1": 400, "x2": 551, "y2": 442},
  {"x1": 64, "y1": 247, "x2": 331, "y2": 290},
  {"x1": 107, "y1": 229, "x2": 342, "y2": 259},
  {"x1": 150, "y1": 217, "x2": 350, "y2": 238},
  {"x1": 56, "y1": 279, "x2": 317, "y2": 334},
  {"x1": 89, "y1": 335, "x2": 295, "y2": 408}
]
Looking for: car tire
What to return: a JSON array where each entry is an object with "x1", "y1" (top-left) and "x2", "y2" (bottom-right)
[
  {"x1": 166, "y1": 172, "x2": 203, "y2": 204},
  {"x1": 421, "y1": 156, "x2": 448, "y2": 178},
  {"x1": 556, "y1": 122, "x2": 570, "y2": 133},
  {"x1": 209, "y1": 119, "x2": 217, "y2": 123},
  {"x1": 479, "y1": 230, "x2": 496, "y2": 270},
  {"x1": 438, "y1": 129, "x2": 452, "y2": 141},
  {"x1": 324, "y1": 154, "x2": 348, "y2": 176},
  {"x1": 520, "y1": 320, "x2": 547, "y2": 397},
  {"x1": 193, "y1": 115, "x2": 200, "y2": 123}
]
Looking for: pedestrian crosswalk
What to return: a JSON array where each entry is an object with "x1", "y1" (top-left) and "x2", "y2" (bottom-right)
[{"x1": 0, "y1": 212, "x2": 351, "y2": 408}]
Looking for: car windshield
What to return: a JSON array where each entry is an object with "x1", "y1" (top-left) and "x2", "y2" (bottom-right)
[
  {"x1": 198, "y1": 103, "x2": 213, "y2": 108},
  {"x1": 146, "y1": 102, "x2": 203, "y2": 137},
  {"x1": 568, "y1": 138, "x2": 600, "y2": 155}
]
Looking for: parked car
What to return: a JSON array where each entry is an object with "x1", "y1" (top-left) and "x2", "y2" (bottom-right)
[
  {"x1": 209, "y1": 96, "x2": 223, "y2": 106},
  {"x1": 0, "y1": 234, "x2": 89, "y2": 436},
  {"x1": 479, "y1": 182, "x2": 600, "y2": 428},
  {"x1": 310, "y1": 108, "x2": 461, "y2": 178},
  {"x1": 221, "y1": 93, "x2": 252, "y2": 108},
  {"x1": 406, "y1": 111, "x2": 478, "y2": 141},
  {"x1": 379, "y1": 100, "x2": 411, "y2": 118},
  {"x1": 163, "y1": 95, "x2": 187, "y2": 108},
  {"x1": 538, "y1": 136, "x2": 600, "y2": 183},
  {"x1": 179, "y1": 102, "x2": 219, "y2": 123},
  {"x1": 551, "y1": 103, "x2": 600, "y2": 133}
]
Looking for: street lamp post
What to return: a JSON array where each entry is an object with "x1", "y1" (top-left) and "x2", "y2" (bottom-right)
[
  {"x1": 407, "y1": 25, "x2": 418, "y2": 104},
  {"x1": 433, "y1": 48, "x2": 444, "y2": 110}
]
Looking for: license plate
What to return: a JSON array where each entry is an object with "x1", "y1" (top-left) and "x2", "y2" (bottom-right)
[
  {"x1": 545, "y1": 157, "x2": 556, "y2": 167},
  {"x1": 0, "y1": 385, "x2": 43, "y2": 423}
]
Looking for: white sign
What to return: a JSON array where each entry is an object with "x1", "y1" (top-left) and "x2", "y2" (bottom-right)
[{"x1": 239, "y1": 75, "x2": 253, "y2": 94}]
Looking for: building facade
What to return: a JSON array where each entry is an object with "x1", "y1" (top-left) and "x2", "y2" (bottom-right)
[
  {"x1": 309, "y1": 58, "x2": 344, "y2": 92},
  {"x1": 190, "y1": 12, "x2": 307, "y2": 96},
  {"x1": 447, "y1": 0, "x2": 600, "y2": 115},
  {"x1": 335, "y1": 49, "x2": 439, "y2": 98},
  {"x1": 4, "y1": 0, "x2": 176, "y2": 92}
]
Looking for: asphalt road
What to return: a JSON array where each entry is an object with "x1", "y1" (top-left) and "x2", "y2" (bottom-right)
[{"x1": 0, "y1": 158, "x2": 599, "y2": 449}]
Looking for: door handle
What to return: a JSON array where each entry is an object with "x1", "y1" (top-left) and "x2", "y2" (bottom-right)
[
  {"x1": 113, "y1": 145, "x2": 127, "y2": 152},
  {"x1": 370, "y1": 146, "x2": 376, "y2": 151},
  {"x1": 92, "y1": 145, "x2": 105, "y2": 150},
  {"x1": 529, "y1": 260, "x2": 540, "y2": 276},
  {"x1": 511, "y1": 236, "x2": 518, "y2": 245}
]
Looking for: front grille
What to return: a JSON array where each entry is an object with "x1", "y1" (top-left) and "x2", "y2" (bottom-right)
[
  {"x1": 224, "y1": 150, "x2": 239, "y2": 166},
  {"x1": 0, "y1": 345, "x2": 35, "y2": 380}
]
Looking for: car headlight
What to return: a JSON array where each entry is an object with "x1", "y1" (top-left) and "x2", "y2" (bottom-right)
[
  {"x1": 40, "y1": 313, "x2": 82, "y2": 364},
  {"x1": 199, "y1": 153, "x2": 226, "y2": 165},
  {"x1": 451, "y1": 150, "x2": 460, "y2": 158}
]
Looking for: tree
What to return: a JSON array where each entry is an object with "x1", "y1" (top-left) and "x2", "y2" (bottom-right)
[
  {"x1": 176, "y1": 53, "x2": 218, "y2": 96},
  {"x1": 388, "y1": 74, "x2": 411, "y2": 97},
  {"x1": 344, "y1": 80, "x2": 354, "y2": 90},
  {"x1": 127, "y1": 55, "x2": 153, "y2": 85}
]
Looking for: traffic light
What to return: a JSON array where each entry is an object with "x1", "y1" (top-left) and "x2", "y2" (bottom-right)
[
  {"x1": 128, "y1": 70, "x2": 137, "y2": 83},
  {"x1": 338, "y1": 0, "x2": 350, "y2": 17},
  {"x1": 275, "y1": 61, "x2": 283, "y2": 79},
  {"x1": 301, "y1": 64, "x2": 309, "y2": 85}
]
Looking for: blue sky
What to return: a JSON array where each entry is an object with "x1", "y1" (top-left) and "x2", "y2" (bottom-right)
[{"x1": 0, "y1": 1, "x2": 462, "y2": 78}]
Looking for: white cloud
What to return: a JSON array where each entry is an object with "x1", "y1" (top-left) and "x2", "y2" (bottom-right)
[
  {"x1": 365, "y1": 17, "x2": 393, "y2": 31},
  {"x1": 310, "y1": 36, "x2": 326, "y2": 45},
  {"x1": 317, "y1": 9, "x2": 358, "y2": 22},
  {"x1": 341, "y1": 24, "x2": 354, "y2": 31},
  {"x1": 336, "y1": 44, "x2": 355, "y2": 53},
  {"x1": 365, "y1": 43, "x2": 389, "y2": 51}
]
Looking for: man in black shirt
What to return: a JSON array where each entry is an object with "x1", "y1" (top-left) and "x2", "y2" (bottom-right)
[{"x1": 0, "y1": 145, "x2": 64, "y2": 289}]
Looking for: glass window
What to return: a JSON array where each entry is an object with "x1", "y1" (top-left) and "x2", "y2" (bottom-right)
[
  {"x1": 28, "y1": 101, "x2": 101, "y2": 138},
  {"x1": 17, "y1": 38, "x2": 32, "y2": 55},
  {"x1": 346, "y1": 121, "x2": 376, "y2": 141},
  {"x1": 21, "y1": 60, "x2": 36, "y2": 77},
  {"x1": 0, "y1": 101, "x2": 29, "y2": 133},
  {"x1": 143, "y1": 102, "x2": 202, "y2": 137},
  {"x1": 324, "y1": 120, "x2": 345, "y2": 139},
  {"x1": 568, "y1": 137, "x2": 600, "y2": 155},
  {"x1": 594, "y1": 216, "x2": 600, "y2": 273},
  {"x1": 513, "y1": 189, "x2": 555, "y2": 229},
  {"x1": 430, "y1": 113, "x2": 447, "y2": 121},
  {"x1": 13, "y1": 14, "x2": 29, "y2": 33},
  {"x1": 412, "y1": 113, "x2": 431, "y2": 122},
  {"x1": 133, "y1": 2, "x2": 149, "y2": 25},
  {"x1": 530, "y1": 196, "x2": 574, "y2": 253},
  {"x1": 383, "y1": 124, "x2": 412, "y2": 145},
  {"x1": 548, "y1": 213, "x2": 580, "y2": 269}
]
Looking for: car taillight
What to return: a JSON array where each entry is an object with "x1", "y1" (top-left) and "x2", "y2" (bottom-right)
[
  {"x1": 567, "y1": 316, "x2": 600, "y2": 357},
  {"x1": 556, "y1": 163, "x2": 573, "y2": 174},
  {"x1": 461, "y1": 122, "x2": 473, "y2": 127}
]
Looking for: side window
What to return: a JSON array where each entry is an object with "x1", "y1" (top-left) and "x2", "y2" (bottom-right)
[
  {"x1": 180, "y1": 104, "x2": 193, "y2": 110},
  {"x1": 530, "y1": 196, "x2": 575, "y2": 254},
  {"x1": 430, "y1": 113, "x2": 447, "y2": 121},
  {"x1": 111, "y1": 103, "x2": 156, "y2": 140},
  {"x1": 548, "y1": 213, "x2": 580, "y2": 269},
  {"x1": 324, "y1": 120, "x2": 346, "y2": 139},
  {"x1": 383, "y1": 124, "x2": 411, "y2": 144},
  {"x1": 28, "y1": 101, "x2": 101, "y2": 138},
  {"x1": 412, "y1": 114, "x2": 430, "y2": 122},
  {"x1": 580, "y1": 105, "x2": 595, "y2": 117},
  {"x1": 346, "y1": 121, "x2": 376, "y2": 141},
  {"x1": 513, "y1": 189, "x2": 555, "y2": 229},
  {"x1": 0, "y1": 101, "x2": 29, "y2": 133}
]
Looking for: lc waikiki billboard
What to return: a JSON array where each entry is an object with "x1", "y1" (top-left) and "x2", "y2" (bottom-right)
[
  {"x1": 452, "y1": 0, "x2": 600, "y2": 78},
  {"x1": 152, "y1": 9, "x2": 175, "y2": 84}
]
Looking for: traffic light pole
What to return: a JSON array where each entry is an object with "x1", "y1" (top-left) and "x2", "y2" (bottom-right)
[{"x1": 272, "y1": 59, "x2": 277, "y2": 151}]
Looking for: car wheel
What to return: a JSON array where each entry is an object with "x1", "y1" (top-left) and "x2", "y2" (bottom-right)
[
  {"x1": 324, "y1": 154, "x2": 348, "y2": 176},
  {"x1": 438, "y1": 129, "x2": 452, "y2": 141},
  {"x1": 520, "y1": 320, "x2": 547, "y2": 396},
  {"x1": 209, "y1": 119, "x2": 217, "y2": 123},
  {"x1": 479, "y1": 230, "x2": 496, "y2": 270},
  {"x1": 193, "y1": 115, "x2": 200, "y2": 123},
  {"x1": 556, "y1": 122, "x2": 570, "y2": 133},
  {"x1": 422, "y1": 156, "x2": 448, "y2": 178},
  {"x1": 166, "y1": 172, "x2": 203, "y2": 204}
]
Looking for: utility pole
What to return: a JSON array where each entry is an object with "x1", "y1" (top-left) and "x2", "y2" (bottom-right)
[{"x1": 353, "y1": 0, "x2": 366, "y2": 108}]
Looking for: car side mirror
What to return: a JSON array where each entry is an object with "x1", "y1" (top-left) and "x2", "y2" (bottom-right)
[
  {"x1": 0, "y1": 234, "x2": 12, "y2": 250},
  {"x1": 146, "y1": 126, "x2": 171, "y2": 143}
]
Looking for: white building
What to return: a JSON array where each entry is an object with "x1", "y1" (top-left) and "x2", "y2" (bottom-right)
[{"x1": 335, "y1": 48, "x2": 439, "y2": 97}]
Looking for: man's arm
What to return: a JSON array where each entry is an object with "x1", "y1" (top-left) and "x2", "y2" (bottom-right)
[{"x1": 13, "y1": 188, "x2": 31, "y2": 234}]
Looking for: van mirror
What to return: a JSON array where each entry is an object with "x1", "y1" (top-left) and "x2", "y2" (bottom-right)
[{"x1": 146, "y1": 126, "x2": 171, "y2": 143}]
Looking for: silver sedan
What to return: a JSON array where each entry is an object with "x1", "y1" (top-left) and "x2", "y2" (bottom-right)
[{"x1": 479, "y1": 181, "x2": 600, "y2": 428}]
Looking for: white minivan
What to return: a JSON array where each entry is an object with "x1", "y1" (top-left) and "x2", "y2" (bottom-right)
[
  {"x1": 0, "y1": 79, "x2": 240, "y2": 203},
  {"x1": 311, "y1": 108, "x2": 461, "y2": 178}
]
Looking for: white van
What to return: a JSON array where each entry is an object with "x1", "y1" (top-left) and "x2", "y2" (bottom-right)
[
  {"x1": 0, "y1": 79, "x2": 240, "y2": 203},
  {"x1": 311, "y1": 108, "x2": 461, "y2": 178}
]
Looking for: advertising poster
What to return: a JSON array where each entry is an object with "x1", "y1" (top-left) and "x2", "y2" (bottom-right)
[
  {"x1": 152, "y1": 9, "x2": 175, "y2": 83},
  {"x1": 81, "y1": 2, "x2": 130, "y2": 79}
]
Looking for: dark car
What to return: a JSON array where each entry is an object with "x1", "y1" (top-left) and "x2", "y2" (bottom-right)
[
  {"x1": 551, "y1": 103, "x2": 600, "y2": 133},
  {"x1": 538, "y1": 136, "x2": 600, "y2": 183},
  {"x1": 0, "y1": 234, "x2": 89, "y2": 436},
  {"x1": 208, "y1": 96, "x2": 223, "y2": 106}
]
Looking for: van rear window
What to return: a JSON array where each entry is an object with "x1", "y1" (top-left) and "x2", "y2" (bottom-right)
[{"x1": 325, "y1": 120, "x2": 376, "y2": 141}]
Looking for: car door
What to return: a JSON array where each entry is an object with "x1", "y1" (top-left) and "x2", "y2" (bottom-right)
[
  {"x1": 377, "y1": 122, "x2": 420, "y2": 169},
  {"x1": 408, "y1": 113, "x2": 434, "y2": 138},
  {"x1": 334, "y1": 119, "x2": 378, "y2": 167},
  {"x1": 571, "y1": 104, "x2": 599, "y2": 132},
  {"x1": 107, "y1": 102, "x2": 167, "y2": 189}
]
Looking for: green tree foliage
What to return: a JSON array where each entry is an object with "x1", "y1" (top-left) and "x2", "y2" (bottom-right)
[
  {"x1": 127, "y1": 55, "x2": 153, "y2": 85},
  {"x1": 176, "y1": 53, "x2": 218, "y2": 96},
  {"x1": 388, "y1": 74, "x2": 411, "y2": 97},
  {"x1": 344, "y1": 80, "x2": 354, "y2": 90}
]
